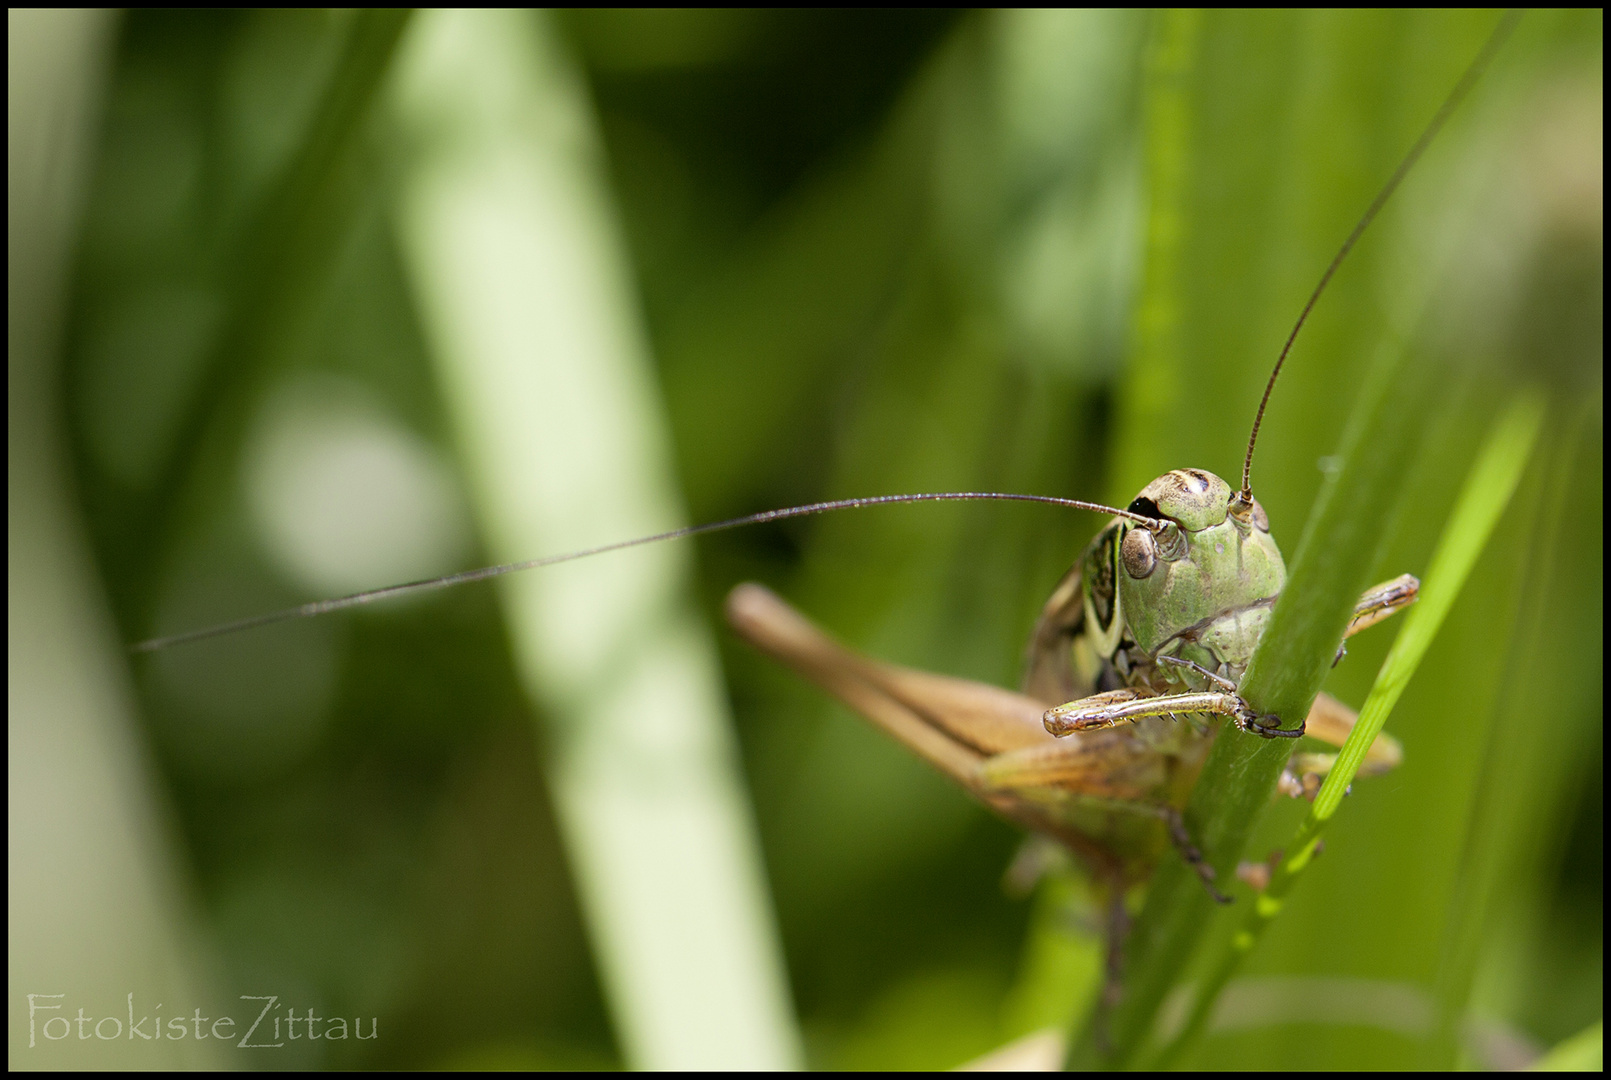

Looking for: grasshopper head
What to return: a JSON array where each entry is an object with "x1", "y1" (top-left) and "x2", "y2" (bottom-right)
[
  {"x1": 1129, "y1": 469, "x2": 1248, "y2": 532},
  {"x1": 1084, "y1": 469, "x2": 1285, "y2": 664}
]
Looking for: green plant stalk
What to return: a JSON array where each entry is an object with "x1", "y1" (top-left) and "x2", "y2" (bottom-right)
[
  {"x1": 1151, "y1": 392, "x2": 1546, "y2": 1068},
  {"x1": 392, "y1": 11, "x2": 802, "y2": 1067},
  {"x1": 1067, "y1": 340, "x2": 1438, "y2": 1069}
]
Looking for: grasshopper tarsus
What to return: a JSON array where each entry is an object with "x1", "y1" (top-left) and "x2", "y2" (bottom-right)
[{"x1": 1241, "y1": 713, "x2": 1306, "y2": 740}]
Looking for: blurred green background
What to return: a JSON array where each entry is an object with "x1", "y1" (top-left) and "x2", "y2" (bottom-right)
[{"x1": 11, "y1": 8, "x2": 1600, "y2": 1070}]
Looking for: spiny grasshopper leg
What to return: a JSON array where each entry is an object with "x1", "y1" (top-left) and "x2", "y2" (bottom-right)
[
  {"x1": 1162, "y1": 806, "x2": 1231, "y2": 905},
  {"x1": 1045, "y1": 576, "x2": 1419, "y2": 744},
  {"x1": 1043, "y1": 681, "x2": 1298, "y2": 740}
]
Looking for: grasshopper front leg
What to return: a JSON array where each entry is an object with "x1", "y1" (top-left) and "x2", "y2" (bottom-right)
[
  {"x1": 1047, "y1": 573, "x2": 1421, "y2": 743},
  {"x1": 1043, "y1": 670, "x2": 1300, "y2": 740},
  {"x1": 998, "y1": 688, "x2": 1402, "y2": 795}
]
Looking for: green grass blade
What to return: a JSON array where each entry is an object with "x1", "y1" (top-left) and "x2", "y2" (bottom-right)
[{"x1": 391, "y1": 11, "x2": 802, "y2": 1068}]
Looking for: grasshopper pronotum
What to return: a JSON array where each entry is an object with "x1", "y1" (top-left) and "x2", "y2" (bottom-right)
[{"x1": 129, "y1": 10, "x2": 1521, "y2": 1035}]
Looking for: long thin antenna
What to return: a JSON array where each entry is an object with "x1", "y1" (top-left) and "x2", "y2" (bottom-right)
[
  {"x1": 131, "y1": 492, "x2": 1156, "y2": 652},
  {"x1": 1236, "y1": 10, "x2": 1521, "y2": 505}
]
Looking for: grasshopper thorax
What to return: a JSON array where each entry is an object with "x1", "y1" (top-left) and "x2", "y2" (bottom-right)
[{"x1": 1082, "y1": 469, "x2": 1284, "y2": 676}]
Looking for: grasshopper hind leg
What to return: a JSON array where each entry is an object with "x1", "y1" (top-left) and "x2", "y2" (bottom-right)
[{"x1": 1161, "y1": 806, "x2": 1233, "y2": 904}]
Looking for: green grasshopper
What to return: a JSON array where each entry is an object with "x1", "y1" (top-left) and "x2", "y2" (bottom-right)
[
  {"x1": 710, "y1": 19, "x2": 1518, "y2": 918},
  {"x1": 132, "y1": 9, "x2": 1510, "y2": 977},
  {"x1": 723, "y1": 481, "x2": 1414, "y2": 904}
]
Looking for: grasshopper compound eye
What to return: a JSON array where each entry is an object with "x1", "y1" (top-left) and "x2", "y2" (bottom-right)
[
  {"x1": 1125, "y1": 496, "x2": 1163, "y2": 520},
  {"x1": 1120, "y1": 528, "x2": 1158, "y2": 580}
]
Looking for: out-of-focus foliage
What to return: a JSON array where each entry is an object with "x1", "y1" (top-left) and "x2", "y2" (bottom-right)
[{"x1": 37, "y1": 8, "x2": 1600, "y2": 1070}]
